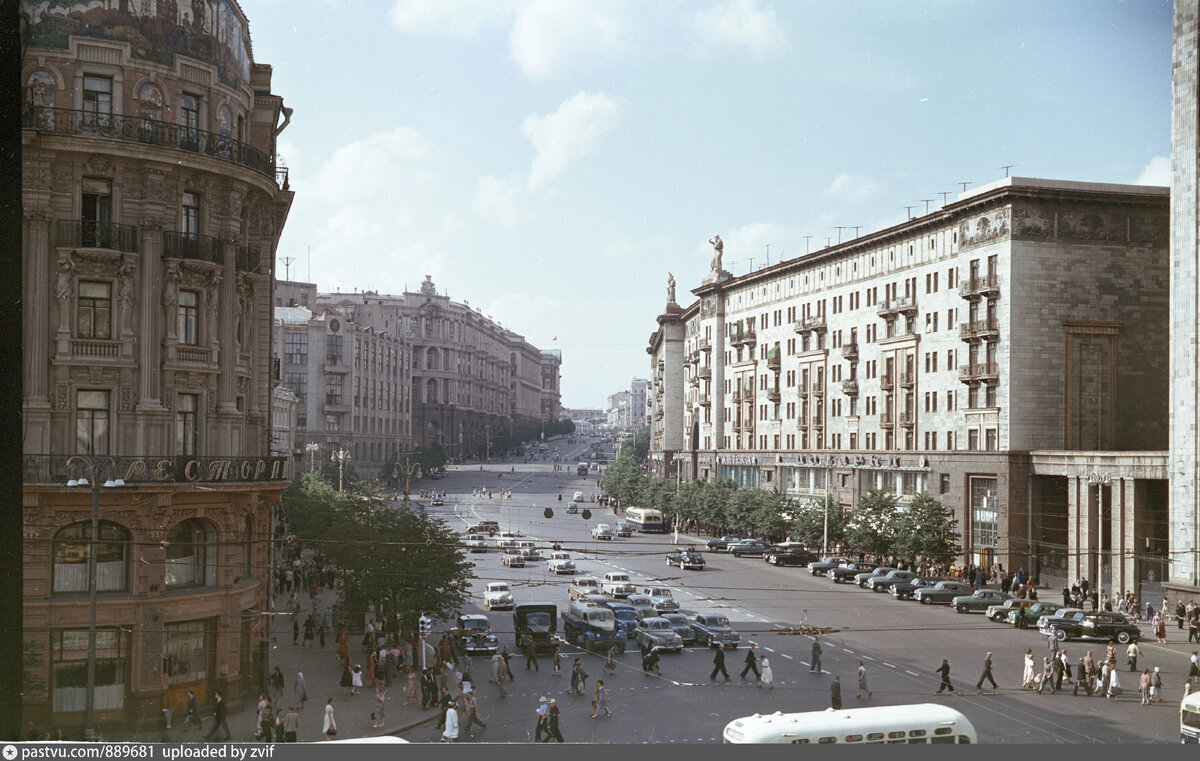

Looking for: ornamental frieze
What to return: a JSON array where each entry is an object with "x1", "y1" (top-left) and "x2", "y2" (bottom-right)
[
  {"x1": 1011, "y1": 206, "x2": 1054, "y2": 239},
  {"x1": 1058, "y1": 211, "x2": 1127, "y2": 242},
  {"x1": 958, "y1": 208, "x2": 1010, "y2": 250}
]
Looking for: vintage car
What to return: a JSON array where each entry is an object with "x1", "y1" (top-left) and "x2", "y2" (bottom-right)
[
  {"x1": 890, "y1": 576, "x2": 941, "y2": 600},
  {"x1": 666, "y1": 547, "x2": 706, "y2": 570},
  {"x1": 500, "y1": 550, "x2": 525, "y2": 568},
  {"x1": 640, "y1": 586, "x2": 680, "y2": 613},
  {"x1": 601, "y1": 572, "x2": 636, "y2": 598},
  {"x1": 566, "y1": 501, "x2": 579, "y2": 514},
  {"x1": 626, "y1": 594, "x2": 658, "y2": 621},
  {"x1": 591, "y1": 523, "x2": 615, "y2": 540},
  {"x1": 951, "y1": 589, "x2": 1012, "y2": 613},
  {"x1": 1005, "y1": 601, "x2": 1060, "y2": 625},
  {"x1": 568, "y1": 577, "x2": 602, "y2": 601},
  {"x1": 545, "y1": 552, "x2": 576, "y2": 575},
  {"x1": 660, "y1": 612, "x2": 697, "y2": 645},
  {"x1": 827, "y1": 561, "x2": 878, "y2": 583},
  {"x1": 986, "y1": 598, "x2": 1035, "y2": 622},
  {"x1": 691, "y1": 613, "x2": 740, "y2": 648},
  {"x1": 809, "y1": 556, "x2": 854, "y2": 576},
  {"x1": 453, "y1": 614, "x2": 499, "y2": 656},
  {"x1": 614, "y1": 522, "x2": 634, "y2": 537},
  {"x1": 866, "y1": 569, "x2": 919, "y2": 592},
  {"x1": 765, "y1": 548, "x2": 818, "y2": 566},
  {"x1": 597, "y1": 599, "x2": 640, "y2": 639},
  {"x1": 728, "y1": 539, "x2": 772, "y2": 558},
  {"x1": 462, "y1": 533, "x2": 490, "y2": 553},
  {"x1": 706, "y1": 536, "x2": 745, "y2": 552},
  {"x1": 1041, "y1": 611, "x2": 1141, "y2": 643},
  {"x1": 483, "y1": 581, "x2": 514, "y2": 611},
  {"x1": 635, "y1": 617, "x2": 685, "y2": 652},
  {"x1": 431, "y1": 497, "x2": 444, "y2": 506},
  {"x1": 854, "y1": 566, "x2": 898, "y2": 588},
  {"x1": 466, "y1": 520, "x2": 500, "y2": 535},
  {"x1": 912, "y1": 580, "x2": 975, "y2": 605}
]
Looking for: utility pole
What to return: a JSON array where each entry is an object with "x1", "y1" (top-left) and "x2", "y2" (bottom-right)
[
  {"x1": 958, "y1": 181, "x2": 972, "y2": 193},
  {"x1": 281, "y1": 256, "x2": 295, "y2": 281},
  {"x1": 764, "y1": 243, "x2": 771, "y2": 267}
]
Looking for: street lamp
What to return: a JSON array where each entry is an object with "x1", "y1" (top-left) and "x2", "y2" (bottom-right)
[
  {"x1": 1087, "y1": 471, "x2": 1112, "y2": 598},
  {"x1": 331, "y1": 447, "x2": 350, "y2": 492},
  {"x1": 305, "y1": 442, "x2": 320, "y2": 472},
  {"x1": 485, "y1": 423, "x2": 492, "y2": 462},
  {"x1": 65, "y1": 454, "x2": 124, "y2": 742},
  {"x1": 395, "y1": 457, "x2": 423, "y2": 507}
]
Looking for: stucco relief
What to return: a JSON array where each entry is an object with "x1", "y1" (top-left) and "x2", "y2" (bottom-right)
[
  {"x1": 121, "y1": 385, "x2": 133, "y2": 411},
  {"x1": 1058, "y1": 211, "x2": 1127, "y2": 242},
  {"x1": 86, "y1": 154, "x2": 114, "y2": 176},
  {"x1": 1011, "y1": 206, "x2": 1054, "y2": 238},
  {"x1": 146, "y1": 169, "x2": 175, "y2": 200},
  {"x1": 122, "y1": 168, "x2": 146, "y2": 201},
  {"x1": 700, "y1": 295, "x2": 716, "y2": 319},
  {"x1": 72, "y1": 249, "x2": 124, "y2": 277},
  {"x1": 1131, "y1": 213, "x2": 1168, "y2": 245},
  {"x1": 958, "y1": 208, "x2": 1011, "y2": 249}
]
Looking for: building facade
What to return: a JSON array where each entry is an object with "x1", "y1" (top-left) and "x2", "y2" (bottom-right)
[
  {"x1": 21, "y1": 1, "x2": 294, "y2": 731},
  {"x1": 648, "y1": 178, "x2": 1174, "y2": 596}
]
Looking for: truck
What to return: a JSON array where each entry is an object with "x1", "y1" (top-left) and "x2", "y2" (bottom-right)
[
  {"x1": 577, "y1": 462, "x2": 589, "y2": 476},
  {"x1": 561, "y1": 600, "x2": 626, "y2": 653},
  {"x1": 512, "y1": 602, "x2": 559, "y2": 655}
]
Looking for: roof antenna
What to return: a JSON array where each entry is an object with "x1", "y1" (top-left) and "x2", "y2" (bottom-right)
[
  {"x1": 834, "y1": 226, "x2": 848, "y2": 245},
  {"x1": 938, "y1": 191, "x2": 951, "y2": 206},
  {"x1": 958, "y1": 181, "x2": 972, "y2": 193},
  {"x1": 921, "y1": 199, "x2": 934, "y2": 214},
  {"x1": 1000, "y1": 164, "x2": 1015, "y2": 178},
  {"x1": 802, "y1": 235, "x2": 813, "y2": 255},
  {"x1": 280, "y1": 256, "x2": 294, "y2": 280},
  {"x1": 901, "y1": 205, "x2": 916, "y2": 220}
]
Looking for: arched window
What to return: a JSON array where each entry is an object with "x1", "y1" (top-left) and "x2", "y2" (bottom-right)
[
  {"x1": 426, "y1": 346, "x2": 438, "y2": 370},
  {"x1": 425, "y1": 378, "x2": 438, "y2": 404},
  {"x1": 165, "y1": 518, "x2": 217, "y2": 588},
  {"x1": 52, "y1": 521, "x2": 131, "y2": 594}
]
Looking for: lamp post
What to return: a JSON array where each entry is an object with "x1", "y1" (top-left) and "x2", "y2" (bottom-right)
[
  {"x1": 331, "y1": 447, "x2": 350, "y2": 492},
  {"x1": 485, "y1": 423, "x2": 492, "y2": 462},
  {"x1": 305, "y1": 442, "x2": 320, "y2": 472},
  {"x1": 65, "y1": 454, "x2": 122, "y2": 742},
  {"x1": 1087, "y1": 471, "x2": 1112, "y2": 597},
  {"x1": 395, "y1": 457, "x2": 423, "y2": 507}
]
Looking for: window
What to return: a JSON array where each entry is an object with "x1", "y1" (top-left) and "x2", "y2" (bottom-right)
[
  {"x1": 76, "y1": 390, "x2": 110, "y2": 454},
  {"x1": 82, "y1": 75, "x2": 112, "y2": 128},
  {"x1": 178, "y1": 290, "x2": 199, "y2": 345},
  {"x1": 180, "y1": 93, "x2": 200, "y2": 148},
  {"x1": 326, "y1": 374, "x2": 344, "y2": 405},
  {"x1": 284, "y1": 333, "x2": 308, "y2": 364},
  {"x1": 325, "y1": 413, "x2": 341, "y2": 431},
  {"x1": 176, "y1": 393, "x2": 198, "y2": 456},
  {"x1": 52, "y1": 521, "x2": 130, "y2": 593},
  {"x1": 985, "y1": 429, "x2": 998, "y2": 451},
  {"x1": 77, "y1": 281, "x2": 112, "y2": 339},
  {"x1": 327, "y1": 334, "x2": 343, "y2": 364},
  {"x1": 968, "y1": 429, "x2": 980, "y2": 451},
  {"x1": 165, "y1": 620, "x2": 215, "y2": 687},
  {"x1": 986, "y1": 383, "x2": 997, "y2": 407},
  {"x1": 52, "y1": 629, "x2": 127, "y2": 714},
  {"x1": 81, "y1": 177, "x2": 112, "y2": 246},
  {"x1": 182, "y1": 192, "x2": 200, "y2": 237},
  {"x1": 283, "y1": 372, "x2": 307, "y2": 404},
  {"x1": 165, "y1": 519, "x2": 216, "y2": 588}
]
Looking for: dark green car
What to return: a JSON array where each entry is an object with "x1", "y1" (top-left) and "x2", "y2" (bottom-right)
[{"x1": 951, "y1": 589, "x2": 1012, "y2": 613}]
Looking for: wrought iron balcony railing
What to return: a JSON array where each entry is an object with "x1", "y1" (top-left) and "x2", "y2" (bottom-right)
[
  {"x1": 56, "y1": 219, "x2": 139, "y2": 253},
  {"x1": 163, "y1": 231, "x2": 223, "y2": 263}
]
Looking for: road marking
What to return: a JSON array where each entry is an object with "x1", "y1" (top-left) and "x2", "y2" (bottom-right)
[
  {"x1": 779, "y1": 653, "x2": 793, "y2": 660},
  {"x1": 862, "y1": 655, "x2": 874, "y2": 661},
  {"x1": 905, "y1": 670, "x2": 919, "y2": 676},
  {"x1": 843, "y1": 648, "x2": 854, "y2": 654},
  {"x1": 761, "y1": 646, "x2": 775, "y2": 653},
  {"x1": 882, "y1": 663, "x2": 896, "y2": 669}
]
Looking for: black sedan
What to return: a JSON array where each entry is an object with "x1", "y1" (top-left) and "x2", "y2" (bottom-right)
[
  {"x1": 765, "y1": 549, "x2": 818, "y2": 566},
  {"x1": 828, "y1": 561, "x2": 878, "y2": 583},
  {"x1": 809, "y1": 556, "x2": 853, "y2": 576},
  {"x1": 1041, "y1": 611, "x2": 1141, "y2": 644},
  {"x1": 706, "y1": 536, "x2": 745, "y2": 552},
  {"x1": 890, "y1": 577, "x2": 942, "y2": 600},
  {"x1": 728, "y1": 539, "x2": 772, "y2": 557},
  {"x1": 665, "y1": 548, "x2": 706, "y2": 570}
]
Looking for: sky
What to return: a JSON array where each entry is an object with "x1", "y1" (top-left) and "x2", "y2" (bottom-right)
[{"x1": 245, "y1": 0, "x2": 1173, "y2": 410}]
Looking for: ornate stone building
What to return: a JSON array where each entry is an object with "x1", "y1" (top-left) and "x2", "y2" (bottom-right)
[{"x1": 21, "y1": 1, "x2": 294, "y2": 732}]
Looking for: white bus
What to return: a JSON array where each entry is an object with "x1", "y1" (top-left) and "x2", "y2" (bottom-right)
[
  {"x1": 624, "y1": 507, "x2": 665, "y2": 533},
  {"x1": 723, "y1": 704, "x2": 977, "y2": 744},
  {"x1": 1182, "y1": 691, "x2": 1200, "y2": 743}
]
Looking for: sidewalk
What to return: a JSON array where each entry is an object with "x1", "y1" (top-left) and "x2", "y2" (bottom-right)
[{"x1": 106, "y1": 584, "x2": 440, "y2": 744}]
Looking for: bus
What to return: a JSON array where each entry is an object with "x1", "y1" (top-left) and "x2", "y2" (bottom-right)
[
  {"x1": 577, "y1": 462, "x2": 589, "y2": 475},
  {"x1": 722, "y1": 704, "x2": 977, "y2": 744},
  {"x1": 1182, "y1": 691, "x2": 1200, "y2": 743},
  {"x1": 624, "y1": 507, "x2": 665, "y2": 533}
]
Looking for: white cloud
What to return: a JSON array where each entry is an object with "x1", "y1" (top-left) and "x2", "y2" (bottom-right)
[
  {"x1": 388, "y1": 0, "x2": 516, "y2": 37},
  {"x1": 472, "y1": 174, "x2": 525, "y2": 229},
  {"x1": 1135, "y1": 155, "x2": 1170, "y2": 187},
  {"x1": 508, "y1": 0, "x2": 633, "y2": 80},
  {"x1": 822, "y1": 173, "x2": 884, "y2": 204},
  {"x1": 693, "y1": 0, "x2": 786, "y2": 59}
]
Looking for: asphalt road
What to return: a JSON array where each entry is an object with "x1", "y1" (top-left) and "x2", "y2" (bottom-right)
[{"x1": 400, "y1": 438, "x2": 1188, "y2": 744}]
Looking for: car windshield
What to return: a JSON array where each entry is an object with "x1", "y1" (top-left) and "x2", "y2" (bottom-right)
[
  {"x1": 649, "y1": 620, "x2": 669, "y2": 630},
  {"x1": 526, "y1": 612, "x2": 551, "y2": 627},
  {"x1": 490, "y1": 585, "x2": 509, "y2": 592},
  {"x1": 711, "y1": 617, "x2": 730, "y2": 627},
  {"x1": 462, "y1": 619, "x2": 488, "y2": 631},
  {"x1": 610, "y1": 575, "x2": 628, "y2": 581},
  {"x1": 613, "y1": 610, "x2": 636, "y2": 622}
]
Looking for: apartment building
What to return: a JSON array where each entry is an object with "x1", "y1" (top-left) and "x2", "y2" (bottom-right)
[
  {"x1": 648, "y1": 178, "x2": 1171, "y2": 595},
  {"x1": 20, "y1": 2, "x2": 294, "y2": 731}
]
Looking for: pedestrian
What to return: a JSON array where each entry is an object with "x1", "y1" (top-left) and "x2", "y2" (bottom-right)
[
  {"x1": 1022, "y1": 649, "x2": 1035, "y2": 688},
  {"x1": 741, "y1": 642, "x2": 761, "y2": 680},
  {"x1": 1127, "y1": 641, "x2": 1141, "y2": 672},
  {"x1": 292, "y1": 618, "x2": 300, "y2": 646},
  {"x1": 502, "y1": 644, "x2": 515, "y2": 681},
  {"x1": 322, "y1": 698, "x2": 337, "y2": 740},
  {"x1": 1014, "y1": 605, "x2": 1028, "y2": 630},
  {"x1": 1073, "y1": 658, "x2": 1092, "y2": 696},
  {"x1": 434, "y1": 688, "x2": 452, "y2": 729},
  {"x1": 403, "y1": 667, "x2": 418, "y2": 706},
  {"x1": 534, "y1": 696, "x2": 549, "y2": 742},
  {"x1": 831, "y1": 675, "x2": 843, "y2": 709},
  {"x1": 604, "y1": 645, "x2": 617, "y2": 676},
  {"x1": 420, "y1": 668, "x2": 437, "y2": 709},
  {"x1": 811, "y1": 636, "x2": 823, "y2": 673},
  {"x1": 460, "y1": 659, "x2": 474, "y2": 695},
  {"x1": 542, "y1": 698, "x2": 564, "y2": 743},
  {"x1": 283, "y1": 705, "x2": 299, "y2": 743},
  {"x1": 1037, "y1": 657, "x2": 1056, "y2": 694},
  {"x1": 857, "y1": 661, "x2": 872, "y2": 698},
  {"x1": 1139, "y1": 668, "x2": 1152, "y2": 705},
  {"x1": 591, "y1": 680, "x2": 612, "y2": 718},
  {"x1": 203, "y1": 691, "x2": 230, "y2": 742},
  {"x1": 1156, "y1": 614, "x2": 1168, "y2": 644},
  {"x1": 441, "y1": 702, "x2": 459, "y2": 743},
  {"x1": 462, "y1": 690, "x2": 486, "y2": 736},
  {"x1": 303, "y1": 615, "x2": 315, "y2": 647},
  {"x1": 351, "y1": 664, "x2": 363, "y2": 695},
  {"x1": 1190, "y1": 651, "x2": 1200, "y2": 684},
  {"x1": 339, "y1": 662, "x2": 352, "y2": 695},
  {"x1": 493, "y1": 653, "x2": 509, "y2": 699},
  {"x1": 256, "y1": 693, "x2": 273, "y2": 741},
  {"x1": 1152, "y1": 666, "x2": 1163, "y2": 703},
  {"x1": 935, "y1": 659, "x2": 955, "y2": 694},
  {"x1": 373, "y1": 686, "x2": 386, "y2": 728},
  {"x1": 976, "y1": 652, "x2": 998, "y2": 691},
  {"x1": 758, "y1": 656, "x2": 774, "y2": 689},
  {"x1": 336, "y1": 630, "x2": 349, "y2": 664},
  {"x1": 553, "y1": 646, "x2": 563, "y2": 676},
  {"x1": 1107, "y1": 666, "x2": 1123, "y2": 700},
  {"x1": 576, "y1": 658, "x2": 589, "y2": 693},
  {"x1": 525, "y1": 638, "x2": 540, "y2": 671},
  {"x1": 295, "y1": 671, "x2": 308, "y2": 711},
  {"x1": 568, "y1": 658, "x2": 582, "y2": 695},
  {"x1": 711, "y1": 642, "x2": 730, "y2": 681},
  {"x1": 182, "y1": 689, "x2": 201, "y2": 733}
]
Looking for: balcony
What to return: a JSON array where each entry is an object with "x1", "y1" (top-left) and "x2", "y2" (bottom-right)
[
  {"x1": 959, "y1": 318, "x2": 1000, "y2": 341},
  {"x1": 767, "y1": 387, "x2": 781, "y2": 402},
  {"x1": 959, "y1": 274, "x2": 1000, "y2": 299},
  {"x1": 899, "y1": 372, "x2": 915, "y2": 388},
  {"x1": 176, "y1": 345, "x2": 215, "y2": 364},
  {"x1": 69, "y1": 339, "x2": 120, "y2": 359},
  {"x1": 798, "y1": 386, "x2": 809, "y2": 398},
  {"x1": 841, "y1": 379, "x2": 859, "y2": 395},
  {"x1": 698, "y1": 337, "x2": 712, "y2": 352},
  {"x1": 880, "y1": 412, "x2": 896, "y2": 428},
  {"x1": 811, "y1": 384, "x2": 825, "y2": 397},
  {"x1": 163, "y1": 232, "x2": 223, "y2": 264},
  {"x1": 729, "y1": 327, "x2": 757, "y2": 347},
  {"x1": 899, "y1": 411, "x2": 915, "y2": 427},
  {"x1": 797, "y1": 418, "x2": 809, "y2": 430},
  {"x1": 325, "y1": 355, "x2": 350, "y2": 373},
  {"x1": 699, "y1": 365, "x2": 712, "y2": 379},
  {"x1": 22, "y1": 106, "x2": 282, "y2": 184},
  {"x1": 811, "y1": 416, "x2": 824, "y2": 429},
  {"x1": 958, "y1": 362, "x2": 1000, "y2": 382},
  {"x1": 699, "y1": 397, "x2": 711, "y2": 407},
  {"x1": 793, "y1": 314, "x2": 827, "y2": 333},
  {"x1": 877, "y1": 295, "x2": 919, "y2": 318},
  {"x1": 766, "y1": 353, "x2": 781, "y2": 371},
  {"x1": 236, "y1": 245, "x2": 262, "y2": 273},
  {"x1": 841, "y1": 342, "x2": 859, "y2": 361},
  {"x1": 881, "y1": 372, "x2": 895, "y2": 387},
  {"x1": 56, "y1": 219, "x2": 139, "y2": 253}
]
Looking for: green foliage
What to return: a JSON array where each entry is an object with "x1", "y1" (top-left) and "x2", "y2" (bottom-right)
[
  {"x1": 632, "y1": 425, "x2": 651, "y2": 463},
  {"x1": 892, "y1": 493, "x2": 961, "y2": 562},
  {"x1": 844, "y1": 488, "x2": 899, "y2": 556},
  {"x1": 282, "y1": 471, "x2": 472, "y2": 626},
  {"x1": 788, "y1": 496, "x2": 846, "y2": 550}
]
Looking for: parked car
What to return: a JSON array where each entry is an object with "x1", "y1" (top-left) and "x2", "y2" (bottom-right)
[
  {"x1": 467, "y1": 520, "x2": 500, "y2": 535},
  {"x1": 1041, "y1": 611, "x2": 1141, "y2": 643},
  {"x1": 951, "y1": 589, "x2": 1012, "y2": 613},
  {"x1": 566, "y1": 501, "x2": 579, "y2": 514},
  {"x1": 706, "y1": 536, "x2": 745, "y2": 552},
  {"x1": 1005, "y1": 601, "x2": 1060, "y2": 625},
  {"x1": 660, "y1": 612, "x2": 697, "y2": 645},
  {"x1": 568, "y1": 577, "x2": 602, "y2": 601},
  {"x1": 626, "y1": 594, "x2": 658, "y2": 621},
  {"x1": 986, "y1": 598, "x2": 1035, "y2": 623},
  {"x1": 592, "y1": 523, "x2": 615, "y2": 540},
  {"x1": 666, "y1": 547, "x2": 706, "y2": 570},
  {"x1": 463, "y1": 533, "x2": 490, "y2": 553},
  {"x1": 691, "y1": 613, "x2": 740, "y2": 648},
  {"x1": 1035, "y1": 607, "x2": 1085, "y2": 630},
  {"x1": 890, "y1": 576, "x2": 941, "y2": 600},
  {"x1": 854, "y1": 566, "x2": 898, "y2": 588},
  {"x1": 640, "y1": 586, "x2": 680, "y2": 612},
  {"x1": 728, "y1": 539, "x2": 772, "y2": 557},
  {"x1": 614, "y1": 521, "x2": 634, "y2": 537},
  {"x1": 484, "y1": 582, "x2": 514, "y2": 610},
  {"x1": 913, "y1": 580, "x2": 975, "y2": 605},
  {"x1": 600, "y1": 572, "x2": 636, "y2": 598},
  {"x1": 545, "y1": 552, "x2": 576, "y2": 575},
  {"x1": 453, "y1": 614, "x2": 499, "y2": 655},
  {"x1": 431, "y1": 497, "x2": 444, "y2": 506},
  {"x1": 828, "y1": 561, "x2": 878, "y2": 583},
  {"x1": 635, "y1": 617, "x2": 685, "y2": 652},
  {"x1": 596, "y1": 599, "x2": 639, "y2": 639},
  {"x1": 501, "y1": 551, "x2": 525, "y2": 568},
  {"x1": 765, "y1": 548, "x2": 818, "y2": 566},
  {"x1": 866, "y1": 569, "x2": 919, "y2": 592},
  {"x1": 809, "y1": 556, "x2": 853, "y2": 576}
]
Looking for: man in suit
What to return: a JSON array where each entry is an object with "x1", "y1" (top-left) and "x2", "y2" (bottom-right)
[
  {"x1": 830, "y1": 676, "x2": 843, "y2": 709},
  {"x1": 935, "y1": 659, "x2": 955, "y2": 694},
  {"x1": 740, "y1": 643, "x2": 761, "y2": 680},
  {"x1": 204, "y1": 691, "x2": 230, "y2": 742},
  {"x1": 710, "y1": 643, "x2": 730, "y2": 681},
  {"x1": 811, "y1": 636, "x2": 823, "y2": 673},
  {"x1": 976, "y1": 652, "x2": 998, "y2": 691}
]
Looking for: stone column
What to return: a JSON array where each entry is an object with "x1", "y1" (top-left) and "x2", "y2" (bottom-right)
[
  {"x1": 23, "y1": 208, "x2": 52, "y2": 408},
  {"x1": 137, "y1": 220, "x2": 165, "y2": 412},
  {"x1": 217, "y1": 239, "x2": 238, "y2": 415},
  {"x1": 1067, "y1": 476, "x2": 1096, "y2": 587},
  {"x1": 1114, "y1": 478, "x2": 1137, "y2": 598}
]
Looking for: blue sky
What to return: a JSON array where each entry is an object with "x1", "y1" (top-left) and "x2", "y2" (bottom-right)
[{"x1": 247, "y1": 0, "x2": 1172, "y2": 409}]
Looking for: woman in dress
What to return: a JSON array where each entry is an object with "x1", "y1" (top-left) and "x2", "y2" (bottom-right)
[
  {"x1": 1107, "y1": 664, "x2": 1122, "y2": 700},
  {"x1": 1156, "y1": 613, "x2": 1168, "y2": 644},
  {"x1": 758, "y1": 656, "x2": 774, "y2": 689},
  {"x1": 322, "y1": 698, "x2": 337, "y2": 740},
  {"x1": 1022, "y1": 649, "x2": 1035, "y2": 688},
  {"x1": 336, "y1": 630, "x2": 349, "y2": 664},
  {"x1": 403, "y1": 667, "x2": 419, "y2": 706},
  {"x1": 604, "y1": 646, "x2": 616, "y2": 675},
  {"x1": 351, "y1": 664, "x2": 363, "y2": 696},
  {"x1": 568, "y1": 659, "x2": 581, "y2": 695},
  {"x1": 590, "y1": 680, "x2": 612, "y2": 718},
  {"x1": 552, "y1": 647, "x2": 563, "y2": 676},
  {"x1": 373, "y1": 686, "x2": 386, "y2": 728},
  {"x1": 339, "y1": 662, "x2": 352, "y2": 695},
  {"x1": 295, "y1": 671, "x2": 308, "y2": 710}
]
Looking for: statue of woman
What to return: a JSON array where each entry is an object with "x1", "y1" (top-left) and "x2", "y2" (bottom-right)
[
  {"x1": 667, "y1": 273, "x2": 676, "y2": 303},
  {"x1": 708, "y1": 235, "x2": 724, "y2": 271}
]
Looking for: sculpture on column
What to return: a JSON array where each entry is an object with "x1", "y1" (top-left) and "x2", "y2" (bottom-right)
[
  {"x1": 162, "y1": 263, "x2": 181, "y2": 327},
  {"x1": 667, "y1": 272, "x2": 676, "y2": 304},
  {"x1": 708, "y1": 235, "x2": 724, "y2": 272},
  {"x1": 116, "y1": 259, "x2": 135, "y2": 335},
  {"x1": 54, "y1": 257, "x2": 73, "y2": 304}
]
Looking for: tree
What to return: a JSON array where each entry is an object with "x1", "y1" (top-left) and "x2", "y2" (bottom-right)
[
  {"x1": 788, "y1": 496, "x2": 847, "y2": 551},
  {"x1": 893, "y1": 493, "x2": 961, "y2": 563},
  {"x1": 631, "y1": 424, "x2": 651, "y2": 463},
  {"x1": 844, "y1": 488, "x2": 900, "y2": 556}
]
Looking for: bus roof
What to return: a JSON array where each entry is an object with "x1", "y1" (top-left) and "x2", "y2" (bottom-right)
[{"x1": 724, "y1": 704, "x2": 973, "y2": 743}]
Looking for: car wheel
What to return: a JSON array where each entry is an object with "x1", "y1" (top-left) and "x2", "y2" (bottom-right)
[
  {"x1": 1055, "y1": 628, "x2": 1068, "y2": 642},
  {"x1": 955, "y1": 604, "x2": 968, "y2": 613},
  {"x1": 920, "y1": 596, "x2": 930, "y2": 604},
  {"x1": 1116, "y1": 631, "x2": 1132, "y2": 645}
]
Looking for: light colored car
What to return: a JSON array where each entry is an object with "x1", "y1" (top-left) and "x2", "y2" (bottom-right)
[
  {"x1": 494, "y1": 531, "x2": 520, "y2": 549},
  {"x1": 640, "y1": 585, "x2": 680, "y2": 613},
  {"x1": 484, "y1": 581, "x2": 514, "y2": 610},
  {"x1": 635, "y1": 616, "x2": 684, "y2": 652},
  {"x1": 513, "y1": 540, "x2": 541, "y2": 559},
  {"x1": 546, "y1": 552, "x2": 576, "y2": 574},
  {"x1": 626, "y1": 593, "x2": 657, "y2": 621},
  {"x1": 501, "y1": 551, "x2": 525, "y2": 568},
  {"x1": 592, "y1": 523, "x2": 615, "y2": 540},
  {"x1": 601, "y1": 572, "x2": 636, "y2": 598},
  {"x1": 463, "y1": 533, "x2": 489, "y2": 553},
  {"x1": 568, "y1": 577, "x2": 602, "y2": 600}
]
